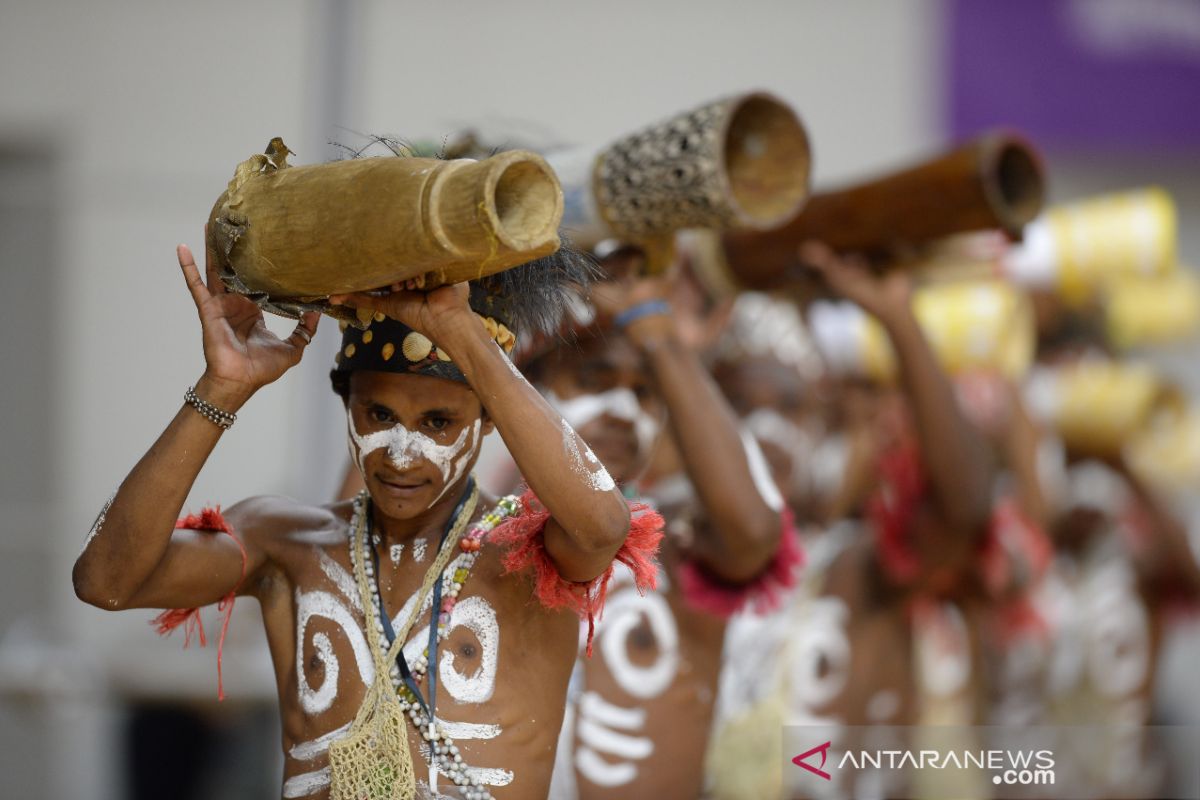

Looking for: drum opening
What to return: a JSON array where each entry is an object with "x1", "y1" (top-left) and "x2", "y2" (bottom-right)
[
  {"x1": 723, "y1": 95, "x2": 811, "y2": 228},
  {"x1": 995, "y1": 143, "x2": 1044, "y2": 231},
  {"x1": 493, "y1": 159, "x2": 559, "y2": 246}
]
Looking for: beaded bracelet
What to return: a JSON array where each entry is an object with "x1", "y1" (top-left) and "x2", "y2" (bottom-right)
[
  {"x1": 185, "y1": 386, "x2": 237, "y2": 430},
  {"x1": 614, "y1": 299, "x2": 671, "y2": 330}
]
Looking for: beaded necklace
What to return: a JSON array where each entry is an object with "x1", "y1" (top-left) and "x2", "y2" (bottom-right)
[{"x1": 348, "y1": 486, "x2": 521, "y2": 800}]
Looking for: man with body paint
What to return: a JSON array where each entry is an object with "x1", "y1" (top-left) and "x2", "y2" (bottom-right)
[
  {"x1": 73, "y1": 238, "x2": 662, "y2": 800},
  {"x1": 523, "y1": 247, "x2": 803, "y2": 800},
  {"x1": 708, "y1": 244, "x2": 1034, "y2": 800}
]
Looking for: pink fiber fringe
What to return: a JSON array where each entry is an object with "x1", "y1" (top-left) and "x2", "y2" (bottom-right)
[{"x1": 677, "y1": 507, "x2": 805, "y2": 618}]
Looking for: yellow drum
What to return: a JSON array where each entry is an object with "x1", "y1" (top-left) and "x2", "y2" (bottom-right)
[
  {"x1": 1026, "y1": 360, "x2": 1184, "y2": 456},
  {"x1": 1003, "y1": 187, "x2": 1177, "y2": 305},
  {"x1": 1104, "y1": 271, "x2": 1200, "y2": 349},
  {"x1": 1126, "y1": 408, "x2": 1200, "y2": 492},
  {"x1": 809, "y1": 280, "x2": 1034, "y2": 382}
]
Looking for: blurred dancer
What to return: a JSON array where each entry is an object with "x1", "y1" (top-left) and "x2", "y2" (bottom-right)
[
  {"x1": 528, "y1": 247, "x2": 803, "y2": 800},
  {"x1": 708, "y1": 244, "x2": 1046, "y2": 800}
]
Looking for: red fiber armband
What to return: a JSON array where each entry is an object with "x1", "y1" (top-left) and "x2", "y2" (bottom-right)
[
  {"x1": 488, "y1": 491, "x2": 664, "y2": 655},
  {"x1": 149, "y1": 507, "x2": 246, "y2": 701}
]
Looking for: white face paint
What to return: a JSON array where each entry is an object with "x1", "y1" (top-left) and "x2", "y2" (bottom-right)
[
  {"x1": 547, "y1": 388, "x2": 661, "y2": 455},
  {"x1": 294, "y1": 589, "x2": 376, "y2": 716},
  {"x1": 346, "y1": 408, "x2": 482, "y2": 506},
  {"x1": 562, "y1": 420, "x2": 616, "y2": 492}
]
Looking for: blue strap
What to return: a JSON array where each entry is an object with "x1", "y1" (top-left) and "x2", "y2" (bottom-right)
[
  {"x1": 614, "y1": 299, "x2": 671, "y2": 330},
  {"x1": 370, "y1": 476, "x2": 475, "y2": 726}
]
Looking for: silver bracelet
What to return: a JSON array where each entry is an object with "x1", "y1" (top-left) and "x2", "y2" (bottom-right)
[{"x1": 185, "y1": 386, "x2": 237, "y2": 429}]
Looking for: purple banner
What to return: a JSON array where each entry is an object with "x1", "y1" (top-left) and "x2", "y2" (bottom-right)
[{"x1": 947, "y1": 0, "x2": 1200, "y2": 149}]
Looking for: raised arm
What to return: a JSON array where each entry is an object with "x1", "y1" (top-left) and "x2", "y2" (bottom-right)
[
  {"x1": 1115, "y1": 458, "x2": 1200, "y2": 607},
  {"x1": 802, "y1": 242, "x2": 994, "y2": 540},
  {"x1": 72, "y1": 242, "x2": 319, "y2": 610},
  {"x1": 330, "y1": 284, "x2": 630, "y2": 583},
  {"x1": 592, "y1": 276, "x2": 783, "y2": 583}
]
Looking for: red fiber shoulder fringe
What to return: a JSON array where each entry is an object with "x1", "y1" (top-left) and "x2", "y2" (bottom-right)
[
  {"x1": 487, "y1": 490, "x2": 664, "y2": 656},
  {"x1": 150, "y1": 507, "x2": 247, "y2": 701},
  {"x1": 868, "y1": 443, "x2": 927, "y2": 584},
  {"x1": 676, "y1": 507, "x2": 804, "y2": 619},
  {"x1": 980, "y1": 498, "x2": 1053, "y2": 641}
]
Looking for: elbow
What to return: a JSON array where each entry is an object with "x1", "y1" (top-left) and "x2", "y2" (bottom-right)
[
  {"x1": 941, "y1": 490, "x2": 994, "y2": 545},
  {"x1": 72, "y1": 556, "x2": 131, "y2": 611},
  {"x1": 584, "y1": 495, "x2": 633, "y2": 556},
  {"x1": 709, "y1": 507, "x2": 785, "y2": 584}
]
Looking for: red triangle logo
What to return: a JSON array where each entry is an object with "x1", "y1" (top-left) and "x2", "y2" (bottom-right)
[{"x1": 792, "y1": 740, "x2": 833, "y2": 780}]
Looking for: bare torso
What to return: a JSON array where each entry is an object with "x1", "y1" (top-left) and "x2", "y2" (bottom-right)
[
  {"x1": 557, "y1": 538, "x2": 726, "y2": 800},
  {"x1": 238, "y1": 493, "x2": 579, "y2": 799}
]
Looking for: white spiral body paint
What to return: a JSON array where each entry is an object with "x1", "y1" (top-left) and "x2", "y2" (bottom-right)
[
  {"x1": 317, "y1": 549, "x2": 363, "y2": 614},
  {"x1": 599, "y1": 584, "x2": 679, "y2": 699},
  {"x1": 547, "y1": 389, "x2": 660, "y2": 455},
  {"x1": 294, "y1": 590, "x2": 375, "y2": 716},
  {"x1": 282, "y1": 768, "x2": 330, "y2": 798},
  {"x1": 562, "y1": 420, "x2": 616, "y2": 492},
  {"x1": 402, "y1": 592, "x2": 501, "y2": 706},
  {"x1": 346, "y1": 409, "x2": 482, "y2": 506},
  {"x1": 572, "y1": 565, "x2": 677, "y2": 788},
  {"x1": 789, "y1": 596, "x2": 852, "y2": 715}
]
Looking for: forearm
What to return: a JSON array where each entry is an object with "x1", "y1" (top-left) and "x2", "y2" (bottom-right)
[
  {"x1": 1121, "y1": 466, "x2": 1200, "y2": 600},
  {"x1": 879, "y1": 308, "x2": 994, "y2": 535},
  {"x1": 634, "y1": 326, "x2": 781, "y2": 581},
  {"x1": 448, "y1": 326, "x2": 630, "y2": 562},
  {"x1": 1003, "y1": 419, "x2": 1051, "y2": 530},
  {"x1": 73, "y1": 376, "x2": 247, "y2": 608}
]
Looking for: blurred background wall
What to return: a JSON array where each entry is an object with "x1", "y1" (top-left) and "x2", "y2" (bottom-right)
[{"x1": 0, "y1": 0, "x2": 1196, "y2": 797}]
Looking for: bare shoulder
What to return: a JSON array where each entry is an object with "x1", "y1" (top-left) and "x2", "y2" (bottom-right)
[{"x1": 221, "y1": 495, "x2": 356, "y2": 553}]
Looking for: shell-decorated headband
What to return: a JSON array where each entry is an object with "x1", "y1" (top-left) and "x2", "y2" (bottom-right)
[{"x1": 332, "y1": 310, "x2": 518, "y2": 386}]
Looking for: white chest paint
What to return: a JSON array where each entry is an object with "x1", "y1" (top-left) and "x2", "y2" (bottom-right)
[
  {"x1": 572, "y1": 565, "x2": 678, "y2": 788},
  {"x1": 287, "y1": 557, "x2": 512, "y2": 796}
]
